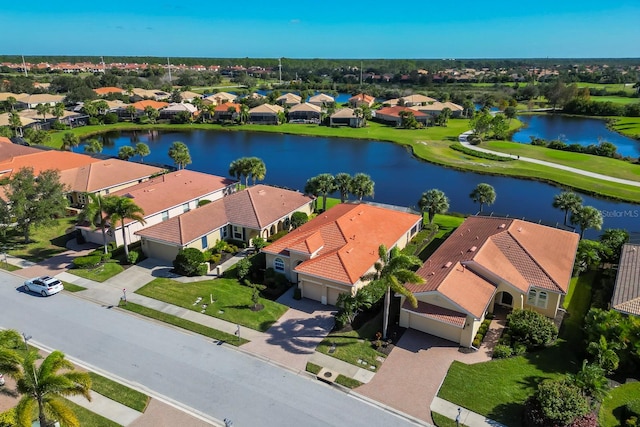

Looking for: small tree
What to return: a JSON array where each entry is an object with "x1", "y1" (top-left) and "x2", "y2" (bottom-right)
[
  {"x1": 305, "y1": 173, "x2": 334, "y2": 212},
  {"x1": 84, "y1": 138, "x2": 103, "y2": 154},
  {"x1": 118, "y1": 146, "x2": 136, "y2": 160},
  {"x1": 135, "y1": 142, "x2": 150, "y2": 162},
  {"x1": 173, "y1": 248, "x2": 205, "y2": 276},
  {"x1": 570, "y1": 206, "x2": 603, "y2": 240},
  {"x1": 251, "y1": 236, "x2": 267, "y2": 250},
  {"x1": 236, "y1": 257, "x2": 251, "y2": 281},
  {"x1": 291, "y1": 212, "x2": 309, "y2": 229},
  {"x1": 469, "y1": 183, "x2": 496, "y2": 213},
  {"x1": 168, "y1": 141, "x2": 192, "y2": 170},
  {"x1": 418, "y1": 189, "x2": 450, "y2": 223},
  {"x1": 527, "y1": 379, "x2": 590, "y2": 427},
  {"x1": 61, "y1": 132, "x2": 80, "y2": 151},
  {"x1": 350, "y1": 173, "x2": 375, "y2": 201}
]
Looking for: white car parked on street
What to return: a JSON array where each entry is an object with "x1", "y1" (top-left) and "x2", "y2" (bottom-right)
[{"x1": 23, "y1": 276, "x2": 64, "y2": 296}]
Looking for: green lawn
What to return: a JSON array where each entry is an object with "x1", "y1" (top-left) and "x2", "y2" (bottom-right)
[
  {"x1": 419, "y1": 214, "x2": 465, "y2": 260},
  {"x1": 590, "y1": 96, "x2": 639, "y2": 105},
  {"x1": 599, "y1": 382, "x2": 640, "y2": 427},
  {"x1": 69, "y1": 261, "x2": 124, "y2": 282},
  {"x1": 64, "y1": 400, "x2": 121, "y2": 427},
  {"x1": 432, "y1": 412, "x2": 469, "y2": 427},
  {"x1": 88, "y1": 372, "x2": 149, "y2": 412},
  {"x1": 574, "y1": 82, "x2": 635, "y2": 94},
  {"x1": 134, "y1": 278, "x2": 288, "y2": 332},
  {"x1": 62, "y1": 281, "x2": 87, "y2": 292},
  {"x1": 609, "y1": 116, "x2": 640, "y2": 140},
  {"x1": 6, "y1": 217, "x2": 77, "y2": 262},
  {"x1": 0, "y1": 262, "x2": 21, "y2": 272},
  {"x1": 316, "y1": 311, "x2": 386, "y2": 370},
  {"x1": 120, "y1": 302, "x2": 247, "y2": 345}
]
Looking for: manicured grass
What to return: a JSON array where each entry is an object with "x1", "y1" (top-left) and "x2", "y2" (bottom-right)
[
  {"x1": 306, "y1": 362, "x2": 322, "y2": 375},
  {"x1": 6, "y1": 217, "x2": 77, "y2": 262},
  {"x1": 69, "y1": 261, "x2": 124, "y2": 282},
  {"x1": 590, "y1": 95, "x2": 639, "y2": 105},
  {"x1": 609, "y1": 116, "x2": 640, "y2": 139},
  {"x1": 88, "y1": 372, "x2": 149, "y2": 412},
  {"x1": 316, "y1": 311, "x2": 385, "y2": 370},
  {"x1": 598, "y1": 382, "x2": 640, "y2": 427},
  {"x1": 63, "y1": 399, "x2": 121, "y2": 427},
  {"x1": 120, "y1": 302, "x2": 247, "y2": 345},
  {"x1": 574, "y1": 82, "x2": 635, "y2": 94},
  {"x1": 62, "y1": 281, "x2": 87, "y2": 292},
  {"x1": 432, "y1": 412, "x2": 469, "y2": 427},
  {"x1": 419, "y1": 214, "x2": 465, "y2": 260},
  {"x1": 134, "y1": 277, "x2": 288, "y2": 332},
  {"x1": 561, "y1": 272, "x2": 595, "y2": 345},
  {"x1": 335, "y1": 375, "x2": 363, "y2": 389},
  {"x1": 0, "y1": 262, "x2": 21, "y2": 272}
]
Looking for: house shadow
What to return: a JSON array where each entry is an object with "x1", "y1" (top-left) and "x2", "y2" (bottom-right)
[
  {"x1": 486, "y1": 401, "x2": 522, "y2": 427},
  {"x1": 396, "y1": 329, "x2": 462, "y2": 354},
  {"x1": 150, "y1": 266, "x2": 180, "y2": 279},
  {"x1": 262, "y1": 314, "x2": 335, "y2": 355}
]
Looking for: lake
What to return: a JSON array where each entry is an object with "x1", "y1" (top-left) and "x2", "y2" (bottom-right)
[
  {"x1": 86, "y1": 129, "x2": 640, "y2": 238},
  {"x1": 512, "y1": 114, "x2": 640, "y2": 158}
]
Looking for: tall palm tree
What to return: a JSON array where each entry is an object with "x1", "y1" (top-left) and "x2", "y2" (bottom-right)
[
  {"x1": 553, "y1": 191, "x2": 583, "y2": 225},
  {"x1": 125, "y1": 105, "x2": 137, "y2": 122},
  {"x1": 239, "y1": 105, "x2": 249, "y2": 124},
  {"x1": 362, "y1": 245, "x2": 425, "y2": 339},
  {"x1": 0, "y1": 329, "x2": 22, "y2": 381},
  {"x1": 118, "y1": 146, "x2": 136, "y2": 160},
  {"x1": 15, "y1": 350, "x2": 91, "y2": 427},
  {"x1": 229, "y1": 158, "x2": 250, "y2": 187},
  {"x1": 61, "y1": 132, "x2": 79, "y2": 152},
  {"x1": 135, "y1": 142, "x2": 150, "y2": 162},
  {"x1": 104, "y1": 195, "x2": 146, "y2": 260},
  {"x1": 248, "y1": 157, "x2": 266, "y2": 185},
  {"x1": 35, "y1": 103, "x2": 51, "y2": 122},
  {"x1": 79, "y1": 193, "x2": 112, "y2": 254},
  {"x1": 9, "y1": 111, "x2": 23, "y2": 137},
  {"x1": 469, "y1": 183, "x2": 496, "y2": 213},
  {"x1": 168, "y1": 141, "x2": 192, "y2": 170},
  {"x1": 350, "y1": 173, "x2": 375, "y2": 201},
  {"x1": 418, "y1": 189, "x2": 450, "y2": 223},
  {"x1": 571, "y1": 205, "x2": 603, "y2": 240},
  {"x1": 305, "y1": 174, "x2": 334, "y2": 212},
  {"x1": 84, "y1": 138, "x2": 103, "y2": 154},
  {"x1": 52, "y1": 103, "x2": 65, "y2": 123},
  {"x1": 333, "y1": 173, "x2": 352, "y2": 203}
]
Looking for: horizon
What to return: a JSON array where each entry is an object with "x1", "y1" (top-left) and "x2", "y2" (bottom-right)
[{"x1": 2, "y1": 1, "x2": 639, "y2": 58}]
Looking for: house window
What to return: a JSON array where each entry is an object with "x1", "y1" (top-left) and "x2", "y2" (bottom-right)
[
  {"x1": 274, "y1": 258, "x2": 285, "y2": 272},
  {"x1": 221, "y1": 226, "x2": 228, "y2": 239},
  {"x1": 201, "y1": 236, "x2": 208, "y2": 249},
  {"x1": 105, "y1": 188, "x2": 110, "y2": 195},
  {"x1": 77, "y1": 193, "x2": 87, "y2": 205},
  {"x1": 233, "y1": 225, "x2": 242, "y2": 239},
  {"x1": 183, "y1": 203, "x2": 190, "y2": 213},
  {"x1": 161, "y1": 211, "x2": 169, "y2": 221},
  {"x1": 527, "y1": 289, "x2": 548, "y2": 309}
]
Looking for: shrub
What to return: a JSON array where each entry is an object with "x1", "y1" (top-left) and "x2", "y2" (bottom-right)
[
  {"x1": 472, "y1": 338, "x2": 481, "y2": 348},
  {"x1": 251, "y1": 236, "x2": 268, "y2": 250},
  {"x1": 73, "y1": 255, "x2": 101, "y2": 268},
  {"x1": 625, "y1": 416, "x2": 637, "y2": 427},
  {"x1": 513, "y1": 343, "x2": 527, "y2": 356},
  {"x1": 127, "y1": 250, "x2": 139, "y2": 265},
  {"x1": 507, "y1": 309, "x2": 558, "y2": 350},
  {"x1": 534, "y1": 379, "x2": 590, "y2": 426},
  {"x1": 88, "y1": 117, "x2": 100, "y2": 125},
  {"x1": 210, "y1": 253, "x2": 221, "y2": 264},
  {"x1": 493, "y1": 344, "x2": 513, "y2": 359},
  {"x1": 0, "y1": 408, "x2": 16, "y2": 427},
  {"x1": 626, "y1": 399, "x2": 640, "y2": 419},
  {"x1": 236, "y1": 257, "x2": 251, "y2": 281},
  {"x1": 173, "y1": 248, "x2": 205, "y2": 276},
  {"x1": 569, "y1": 413, "x2": 597, "y2": 427},
  {"x1": 196, "y1": 263, "x2": 209, "y2": 276},
  {"x1": 103, "y1": 112, "x2": 119, "y2": 124},
  {"x1": 291, "y1": 211, "x2": 309, "y2": 229},
  {"x1": 293, "y1": 288, "x2": 302, "y2": 300},
  {"x1": 197, "y1": 199, "x2": 212, "y2": 207},
  {"x1": 101, "y1": 252, "x2": 112, "y2": 262},
  {"x1": 267, "y1": 230, "x2": 288, "y2": 242}
]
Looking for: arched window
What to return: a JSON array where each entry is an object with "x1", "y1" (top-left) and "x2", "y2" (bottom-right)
[
  {"x1": 527, "y1": 289, "x2": 548, "y2": 309},
  {"x1": 274, "y1": 258, "x2": 285, "y2": 272}
]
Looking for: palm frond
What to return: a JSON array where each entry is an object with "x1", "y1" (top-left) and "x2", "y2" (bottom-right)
[
  {"x1": 14, "y1": 395, "x2": 35, "y2": 427},
  {"x1": 48, "y1": 397, "x2": 80, "y2": 427}
]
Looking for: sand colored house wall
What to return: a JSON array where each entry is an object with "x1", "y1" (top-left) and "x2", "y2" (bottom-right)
[{"x1": 524, "y1": 291, "x2": 562, "y2": 319}]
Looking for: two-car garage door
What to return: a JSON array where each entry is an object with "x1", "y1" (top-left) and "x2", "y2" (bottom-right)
[
  {"x1": 404, "y1": 310, "x2": 463, "y2": 345},
  {"x1": 301, "y1": 281, "x2": 343, "y2": 305}
]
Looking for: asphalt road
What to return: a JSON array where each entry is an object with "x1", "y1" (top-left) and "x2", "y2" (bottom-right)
[{"x1": 0, "y1": 272, "x2": 421, "y2": 427}]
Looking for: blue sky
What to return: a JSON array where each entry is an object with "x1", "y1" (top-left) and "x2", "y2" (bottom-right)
[{"x1": 2, "y1": 0, "x2": 639, "y2": 58}]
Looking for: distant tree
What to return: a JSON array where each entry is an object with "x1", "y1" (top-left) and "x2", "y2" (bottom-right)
[
  {"x1": 7, "y1": 168, "x2": 67, "y2": 243},
  {"x1": 491, "y1": 114, "x2": 509, "y2": 139},
  {"x1": 24, "y1": 128, "x2": 50, "y2": 146},
  {"x1": 144, "y1": 106, "x2": 159, "y2": 123},
  {"x1": 83, "y1": 138, "x2": 103, "y2": 154},
  {"x1": 462, "y1": 99, "x2": 475, "y2": 118},
  {"x1": 573, "y1": 240, "x2": 602, "y2": 275},
  {"x1": 125, "y1": 105, "x2": 137, "y2": 122},
  {"x1": 103, "y1": 195, "x2": 145, "y2": 260},
  {"x1": 248, "y1": 157, "x2": 266, "y2": 185},
  {"x1": 169, "y1": 89, "x2": 182, "y2": 103},
  {"x1": 61, "y1": 132, "x2": 80, "y2": 152},
  {"x1": 438, "y1": 107, "x2": 452, "y2": 126},
  {"x1": 229, "y1": 157, "x2": 251, "y2": 187},
  {"x1": 168, "y1": 141, "x2": 192, "y2": 169},
  {"x1": 570, "y1": 206, "x2": 603, "y2": 239},
  {"x1": 350, "y1": 173, "x2": 375, "y2": 201},
  {"x1": 52, "y1": 103, "x2": 65, "y2": 123},
  {"x1": 399, "y1": 110, "x2": 420, "y2": 129},
  {"x1": 333, "y1": 173, "x2": 352, "y2": 203},
  {"x1": 81, "y1": 102, "x2": 98, "y2": 117},
  {"x1": 469, "y1": 111, "x2": 493, "y2": 141},
  {"x1": 469, "y1": 183, "x2": 496, "y2": 213},
  {"x1": 553, "y1": 191, "x2": 583, "y2": 226},
  {"x1": 239, "y1": 104, "x2": 249, "y2": 124},
  {"x1": 9, "y1": 111, "x2": 23, "y2": 137},
  {"x1": 418, "y1": 189, "x2": 450, "y2": 223},
  {"x1": 305, "y1": 173, "x2": 334, "y2": 212},
  {"x1": 4, "y1": 96, "x2": 17, "y2": 112},
  {"x1": 118, "y1": 145, "x2": 136, "y2": 160},
  {"x1": 94, "y1": 100, "x2": 109, "y2": 116},
  {"x1": 135, "y1": 142, "x2": 150, "y2": 162},
  {"x1": 35, "y1": 103, "x2": 51, "y2": 122},
  {"x1": 504, "y1": 106, "x2": 517, "y2": 123}
]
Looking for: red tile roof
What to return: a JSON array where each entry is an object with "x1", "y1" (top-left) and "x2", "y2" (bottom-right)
[
  {"x1": 214, "y1": 103, "x2": 241, "y2": 112},
  {"x1": 402, "y1": 300, "x2": 466, "y2": 328},
  {"x1": 94, "y1": 87, "x2": 124, "y2": 95},
  {"x1": 130, "y1": 100, "x2": 169, "y2": 110},
  {"x1": 376, "y1": 106, "x2": 427, "y2": 118},
  {"x1": 264, "y1": 203, "x2": 422, "y2": 286},
  {"x1": 0, "y1": 149, "x2": 99, "y2": 180},
  {"x1": 60, "y1": 159, "x2": 163, "y2": 194},
  {"x1": 349, "y1": 93, "x2": 375, "y2": 103}
]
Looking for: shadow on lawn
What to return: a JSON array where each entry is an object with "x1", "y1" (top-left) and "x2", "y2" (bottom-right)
[
  {"x1": 487, "y1": 401, "x2": 523, "y2": 427},
  {"x1": 262, "y1": 314, "x2": 334, "y2": 355}
]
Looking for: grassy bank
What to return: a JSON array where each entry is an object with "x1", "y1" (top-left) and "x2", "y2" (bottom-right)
[
  {"x1": 609, "y1": 116, "x2": 640, "y2": 140},
  {"x1": 45, "y1": 118, "x2": 640, "y2": 203}
]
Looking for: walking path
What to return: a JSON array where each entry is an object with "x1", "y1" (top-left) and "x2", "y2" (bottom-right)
[
  {"x1": 431, "y1": 397, "x2": 508, "y2": 427},
  {"x1": 458, "y1": 130, "x2": 640, "y2": 187},
  {"x1": 67, "y1": 391, "x2": 143, "y2": 426}
]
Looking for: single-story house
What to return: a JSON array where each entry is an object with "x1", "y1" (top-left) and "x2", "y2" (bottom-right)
[
  {"x1": 159, "y1": 103, "x2": 198, "y2": 119},
  {"x1": 399, "y1": 94, "x2": 436, "y2": 107},
  {"x1": 348, "y1": 93, "x2": 375, "y2": 108},
  {"x1": 129, "y1": 99, "x2": 169, "y2": 112},
  {"x1": 329, "y1": 108, "x2": 363, "y2": 128},
  {"x1": 0, "y1": 147, "x2": 99, "y2": 181},
  {"x1": 136, "y1": 184, "x2": 315, "y2": 262},
  {"x1": 203, "y1": 92, "x2": 237, "y2": 106},
  {"x1": 94, "y1": 87, "x2": 125, "y2": 96},
  {"x1": 131, "y1": 88, "x2": 170, "y2": 100},
  {"x1": 263, "y1": 203, "x2": 422, "y2": 305},
  {"x1": 248, "y1": 104, "x2": 284, "y2": 124},
  {"x1": 179, "y1": 91, "x2": 202, "y2": 103},
  {"x1": 213, "y1": 103, "x2": 241, "y2": 122},
  {"x1": 411, "y1": 101, "x2": 464, "y2": 118},
  {"x1": 308, "y1": 93, "x2": 335, "y2": 107},
  {"x1": 288, "y1": 103, "x2": 321, "y2": 123},
  {"x1": 401, "y1": 216, "x2": 579, "y2": 348},
  {"x1": 373, "y1": 106, "x2": 429, "y2": 126},
  {"x1": 0, "y1": 112, "x2": 38, "y2": 130},
  {"x1": 276, "y1": 93, "x2": 302, "y2": 107},
  {"x1": 81, "y1": 170, "x2": 237, "y2": 247},
  {"x1": 15, "y1": 94, "x2": 65, "y2": 109},
  {"x1": 611, "y1": 243, "x2": 640, "y2": 317}
]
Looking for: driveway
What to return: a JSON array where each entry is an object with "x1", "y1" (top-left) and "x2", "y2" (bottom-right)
[
  {"x1": 242, "y1": 289, "x2": 336, "y2": 371},
  {"x1": 15, "y1": 243, "x2": 98, "y2": 279},
  {"x1": 356, "y1": 329, "x2": 493, "y2": 424}
]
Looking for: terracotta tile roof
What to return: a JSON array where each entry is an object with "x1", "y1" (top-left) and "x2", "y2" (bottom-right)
[
  {"x1": 289, "y1": 231, "x2": 324, "y2": 255},
  {"x1": 136, "y1": 185, "x2": 313, "y2": 245},
  {"x1": 264, "y1": 203, "x2": 422, "y2": 286},
  {"x1": 349, "y1": 93, "x2": 375, "y2": 103},
  {"x1": 376, "y1": 106, "x2": 427, "y2": 118},
  {"x1": 612, "y1": 244, "x2": 640, "y2": 316},
  {"x1": 59, "y1": 159, "x2": 164, "y2": 194},
  {"x1": 214, "y1": 102, "x2": 241, "y2": 112},
  {"x1": 112, "y1": 170, "x2": 235, "y2": 224},
  {"x1": 94, "y1": 87, "x2": 124, "y2": 95},
  {"x1": 412, "y1": 216, "x2": 579, "y2": 318},
  {"x1": 130, "y1": 100, "x2": 169, "y2": 111},
  {"x1": 0, "y1": 138, "x2": 41, "y2": 162},
  {"x1": 0, "y1": 149, "x2": 99, "y2": 180},
  {"x1": 402, "y1": 300, "x2": 466, "y2": 328}
]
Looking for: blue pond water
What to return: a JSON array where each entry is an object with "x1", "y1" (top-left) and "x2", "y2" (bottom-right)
[
  {"x1": 86, "y1": 130, "x2": 640, "y2": 238},
  {"x1": 513, "y1": 115, "x2": 640, "y2": 158}
]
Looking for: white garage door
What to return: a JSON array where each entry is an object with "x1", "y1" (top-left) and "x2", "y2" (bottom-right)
[
  {"x1": 302, "y1": 282, "x2": 324, "y2": 303},
  {"x1": 328, "y1": 288, "x2": 343, "y2": 306},
  {"x1": 408, "y1": 312, "x2": 462, "y2": 345}
]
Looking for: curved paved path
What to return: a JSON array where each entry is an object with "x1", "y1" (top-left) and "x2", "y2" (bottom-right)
[{"x1": 458, "y1": 130, "x2": 640, "y2": 188}]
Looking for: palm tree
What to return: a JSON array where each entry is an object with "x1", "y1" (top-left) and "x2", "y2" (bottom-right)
[
  {"x1": 469, "y1": 183, "x2": 496, "y2": 213},
  {"x1": 229, "y1": 158, "x2": 250, "y2": 187},
  {"x1": 135, "y1": 142, "x2": 150, "y2": 162},
  {"x1": 587, "y1": 335, "x2": 619, "y2": 374},
  {"x1": 248, "y1": 157, "x2": 266, "y2": 185},
  {"x1": 84, "y1": 138, "x2": 103, "y2": 154},
  {"x1": 569, "y1": 360, "x2": 609, "y2": 404},
  {"x1": 125, "y1": 105, "x2": 137, "y2": 122},
  {"x1": 15, "y1": 350, "x2": 91, "y2": 427},
  {"x1": 9, "y1": 111, "x2": 23, "y2": 137},
  {"x1": 79, "y1": 193, "x2": 112, "y2": 254},
  {"x1": 61, "y1": 132, "x2": 79, "y2": 152},
  {"x1": 5, "y1": 96, "x2": 17, "y2": 112},
  {"x1": 0, "y1": 329, "x2": 22, "y2": 381},
  {"x1": 350, "y1": 173, "x2": 375, "y2": 201},
  {"x1": 333, "y1": 173, "x2": 352, "y2": 203},
  {"x1": 104, "y1": 195, "x2": 146, "y2": 260},
  {"x1": 144, "y1": 106, "x2": 159, "y2": 124},
  {"x1": 118, "y1": 145, "x2": 136, "y2": 160},
  {"x1": 439, "y1": 107, "x2": 452, "y2": 126},
  {"x1": 305, "y1": 174, "x2": 334, "y2": 212},
  {"x1": 239, "y1": 105, "x2": 249, "y2": 124},
  {"x1": 35, "y1": 103, "x2": 51, "y2": 122},
  {"x1": 553, "y1": 191, "x2": 583, "y2": 225},
  {"x1": 168, "y1": 141, "x2": 192, "y2": 170},
  {"x1": 418, "y1": 189, "x2": 450, "y2": 223},
  {"x1": 362, "y1": 245, "x2": 425, "y2": 339},
  {"x1": 571, "y1": 205, "x2": 603, "y2": 240},
  {"x1": 52, "y1": 103, "x2": 65, "y2": 123}
]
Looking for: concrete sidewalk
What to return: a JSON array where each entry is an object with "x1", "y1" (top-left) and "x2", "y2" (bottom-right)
[
  {"x1": 431, "y1": 397, "x2": 508, "y2": 427},
  {"x1": 67, "y1": 391, "x2": 143, "y2": 426}
]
